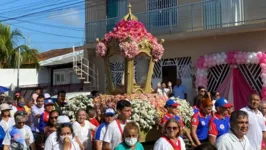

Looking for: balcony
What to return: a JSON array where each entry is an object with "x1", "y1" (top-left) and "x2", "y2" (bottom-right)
[{"x1": 86, "y1": 0, "x2": 266, "y2": 43}]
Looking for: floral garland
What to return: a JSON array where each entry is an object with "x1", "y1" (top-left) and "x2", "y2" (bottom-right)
[
  {"x1": 93, "y1": 94, "x2": 167, "y2": 120},
  {"x1": 131, "y1": 100, "x2": 157, "y2": 131},
  {"x1": 61, "y1": 95, "x2": 94, "y2": 121},
  {"x1": 195, "y1": 51, "x2": 266, "y2": 99},
  {"x1": 95, "y1": 20, "x2": 165, "y2": 60}
]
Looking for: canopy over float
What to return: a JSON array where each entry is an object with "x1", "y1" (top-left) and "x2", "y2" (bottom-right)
[{"x1": 96, "y1": 4, "x2": 165, "y2": 94}]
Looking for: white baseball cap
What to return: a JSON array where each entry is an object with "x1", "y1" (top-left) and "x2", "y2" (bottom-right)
[
  {"x1": 44, "y1": 93, "x2": 51, "y2": 99},
  {"x1": 104, "y1": 108, "x2": 115, "y2": 115},
  {"x1": 57, "y1": 115, "x2": 70, "y2": 124},
  {"x1": 0, "y1": 103, "x2": 11, "y2": 111}
]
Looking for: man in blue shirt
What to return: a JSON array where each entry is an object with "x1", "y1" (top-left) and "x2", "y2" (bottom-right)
[{"x1": 173, "y1": 79, "x2": 187, "y2": 99}]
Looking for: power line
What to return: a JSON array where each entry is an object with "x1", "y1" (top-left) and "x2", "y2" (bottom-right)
[
  {"x1": 0, "y1": 0, "x2": 21, "y2": 5},
  {"x1": 0, "y1": 15, "x2": 84, "y2": 31},
  {"x1": 3, "y1": 0, "x2": 106, "y2": 23},
  {"x1": 11, "y1": 24, "x2": 83, "y2": 39},
  {"x1": 0, "y1": 0, "x2": 57, "y2": 14},
  {"x1": 0, "y1": 1, "x2": 84, "y2": 22}
]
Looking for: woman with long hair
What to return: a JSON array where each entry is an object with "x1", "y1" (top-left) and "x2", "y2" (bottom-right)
[
  {"x1": 44, "y1": 117, "x2": 81, "y2": 150},
  {"x1": 43, "y1": 110, "x2": 59, "y2": 139},
  {"x1": 190, "y1": 98, "x2": 213, "y2": 146},
  {"x1": 0, "y1": 103, "x2": 15, "y2": 132},
  {"x1": 154, "y1": 119, "x2": 186, "y2": 150}
]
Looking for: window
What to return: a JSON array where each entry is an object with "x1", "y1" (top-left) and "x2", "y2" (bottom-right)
[
  {"x1": 202, "y1": 0, "x2": 244, "y2": 29},
  {"x1": 54, "y1": 72, "x2": 66, "y2": 85},
  {"x1": 147, "y1": 0, "x2": 178, "y2": 28},
  {"x1": 106, "y1": 0, "x2": 128, "y2": 31}
]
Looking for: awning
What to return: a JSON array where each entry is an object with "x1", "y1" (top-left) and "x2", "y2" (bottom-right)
[{"x1": 40, "y1": 50, "x2": 83, "y2": 66}]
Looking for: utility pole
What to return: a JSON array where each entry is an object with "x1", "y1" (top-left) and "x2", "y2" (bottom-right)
[
  {"x1": 17, "y1": 47, "x2": 21, "y2": 89},
  {"x1": 27, "y1": 34, "x2": 30, "y2": 48}
]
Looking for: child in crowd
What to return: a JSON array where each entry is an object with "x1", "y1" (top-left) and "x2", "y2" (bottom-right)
[
  {"x1": 87, "y1": 106, "x2": 100, "y2": 127},
  {"x1": 114, "y1": 122, "x2": 144, "y2": 150},
  {"x1": 39, "y1": 99, "x2": 55, "y2": 133},
  {"x1": 87, "y1": 106, "x2": 100, "y2": 143}
]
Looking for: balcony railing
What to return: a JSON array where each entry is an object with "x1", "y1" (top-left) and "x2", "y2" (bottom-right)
[{"x1": 86, "y1": 0, "x2": 266, "y2": 43}]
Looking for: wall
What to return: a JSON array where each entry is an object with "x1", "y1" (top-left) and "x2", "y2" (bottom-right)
[
  {"x1": 163, "y1": 30, "x2": 266, "y2": 65},
  {"x1": 86, "y1": 30, "x2": 266, "y2": 95},
  {"x1": 0, "y1": 68, "x2": 50, "y2": 88}
]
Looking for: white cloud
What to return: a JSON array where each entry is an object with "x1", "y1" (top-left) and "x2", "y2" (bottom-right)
[{"x1": 49, "y1": 8, "x2": 82, "y2": 26}]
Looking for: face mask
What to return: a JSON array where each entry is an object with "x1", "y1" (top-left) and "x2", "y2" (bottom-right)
[
  {"x1": 125, "y1": 137, "x2": 138, "y2": 146},
  {"x1": 60, "y1": 134, "x2": 72, "y2": 143},
  {"x1": 18, "y1": 103, "x2": 25, "y2": 107}
]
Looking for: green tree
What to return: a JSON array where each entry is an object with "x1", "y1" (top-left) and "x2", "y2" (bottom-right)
[{"x1": 0, "y1": 23, "x2": 39, "y2": 68}]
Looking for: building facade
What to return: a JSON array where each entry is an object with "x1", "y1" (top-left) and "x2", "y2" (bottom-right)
[{"x1": 85, "y1": 0, "x2": 266, "y2": 102}]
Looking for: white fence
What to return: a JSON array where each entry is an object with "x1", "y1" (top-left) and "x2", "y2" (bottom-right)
[{"x1": 0, "y1": 68, "x2": 50, "y2": 88}]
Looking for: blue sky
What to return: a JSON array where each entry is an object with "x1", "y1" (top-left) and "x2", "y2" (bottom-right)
[{"x1": 0, "y1": 0, "x2": 85, "y2": 52}]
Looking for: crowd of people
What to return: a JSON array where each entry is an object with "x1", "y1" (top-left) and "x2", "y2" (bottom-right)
[{"x1": 0, "y1": 83, "x2": 265, "y2": 150}]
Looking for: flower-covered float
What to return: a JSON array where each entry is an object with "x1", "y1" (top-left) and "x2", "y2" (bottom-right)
[
  {"x1": 62, "y1": 4, "x2": 194, "y2": 143},
  {"x1": 62, "y1": 94, "x2": 193, "y2": 142}
]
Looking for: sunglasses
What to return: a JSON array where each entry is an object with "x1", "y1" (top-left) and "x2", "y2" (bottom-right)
[
  {"x1": 50, "y1": 116, "x2": 58, "y2": 120},
  {"x1": 166, "y1": 126, "x2": 178, "y2": 131},
  {"x1": 105, "y1": 114, "x2": 114, "y2": 117},
  {"x1": 200, "y1": 90, "x2": 206, "y2": 92}
]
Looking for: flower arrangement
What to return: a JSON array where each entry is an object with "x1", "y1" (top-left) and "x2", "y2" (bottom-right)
[
  {"x1": 95, "y1": 20, "x2": 165, "y2": 60},
  {"x1": 131, "y1": 100, "x2": 157, "y2": 131},
  {"x1": 195, "y1": 51, "x2": 266, "y2": 99},
  {"x1": 61, "y1": 95, "x2": 94, "y2": 121},
  {"x1": 95, "y1": 42, "x2": 107, "y2": 57},
  {"x1": 170, "y1": 97, "x2": 194, "y2": 128},
  {"x1": 119, "y1": 41, "x2": 139, "y2": 59},
  {"x1": 93, "y1": 93, "x2": 167, "y2": 119}
]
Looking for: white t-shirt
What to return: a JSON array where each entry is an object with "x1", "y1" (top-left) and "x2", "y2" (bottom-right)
[
  {"x1": 241, "y1": 106, "x2": 266, "y2": 150},
  {"x1": 31, "y1": 105, "x2": 44, "y2": 132},
  {"x1": 153, "y1": 137, "x2": 186, "y2": 150},
  {"x1": 10, "y1": 106, "x2": 17, "y2": 118},
  {"x1": 0, "y1": 117, "x2": 15, "y2": 132},
  {"x1": 216, "y1": 131, "x2": 254, "y2": 150},
  {"x1": 157, "y1": 88, "x2": 170, "y2": 97},
  {"x1": 2, "y1": 125, "x2": 34, "y2": 150},
  {"x1": 95, "y1": 122, "x2": 108, "y2": 141},
  {"x1": 72, "y1": 120, "x2": 96, "y2": 150},
  {"x1": 103, "y1": 120, "x2": 127, "y2": 150},
  {"x1": 44, "y1": 132, "x2": 80, "y2": 150}
]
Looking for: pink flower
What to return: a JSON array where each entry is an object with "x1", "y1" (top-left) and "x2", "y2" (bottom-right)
[
  {"x1": 96, "y1": 20, "x2": 165, "y2": 60},
  {"x1": 152, "y1": 42, "x2": 165, "y2": 60},
  {"x1": 96, "y1": 42, "x2": 107, "y2": 57},
  {"x1": 119, "y1": 41, "x2": 139, "y2": 59}
]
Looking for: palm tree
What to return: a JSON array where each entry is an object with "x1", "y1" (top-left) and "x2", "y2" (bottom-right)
[{"x1": 0, "y1": 23, "x2": 39, "y2": 68}]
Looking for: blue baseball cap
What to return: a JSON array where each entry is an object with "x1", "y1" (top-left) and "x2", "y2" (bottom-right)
[
  {"x1": 44, "y1": 99, "x2": 54, "y2": 106},
  {"x1": 215, "y1": 98, "x2": 233, "y2": 108},
  {"x1": 104, "y1": 108, "x2": 115, "y2": 115},
  {"x1": 165, "y1": 99, "x2": 180, "y2": 108}
]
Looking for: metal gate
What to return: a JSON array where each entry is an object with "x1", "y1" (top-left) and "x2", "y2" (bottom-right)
[
  {"x1": 152, "y1": 57, "x2": 192, "y2": 101},
  {"x1": 153, "y1": 57, "x2": 192, "y2": 79},
  {"x1": 207, "y1": 64, "x2": 262, "y2": 94}
]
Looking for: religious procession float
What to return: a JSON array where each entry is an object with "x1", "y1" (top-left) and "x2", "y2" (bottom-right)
[{"x1": 62, "y1": 4, "x2": 194, "y2": 143}]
